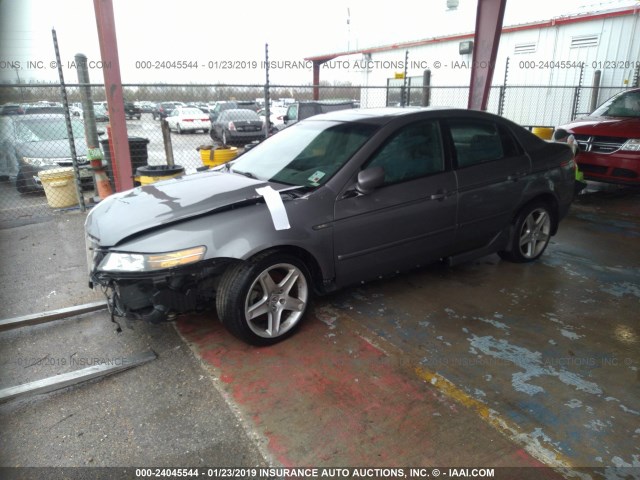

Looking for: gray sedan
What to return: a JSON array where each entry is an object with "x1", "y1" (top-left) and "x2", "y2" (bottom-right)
[{"x1": 86, "y1": 108, "x2": 576, "y2": 345}]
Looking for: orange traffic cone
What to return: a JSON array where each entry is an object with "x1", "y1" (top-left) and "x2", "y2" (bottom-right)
[{"x1": 88, "y1": 147, "x2": 113, "y2": 200}]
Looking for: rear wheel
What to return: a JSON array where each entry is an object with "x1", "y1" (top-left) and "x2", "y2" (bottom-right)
[
  {"x1": 177, "y1": 123, "x2": 183, "y2": 134},
  {"x1": 216, "y1": 252, "x2": 311, "y2": 346},
  {"x1": 499, "y1": 202, "x2": 553, "y2": 263}
]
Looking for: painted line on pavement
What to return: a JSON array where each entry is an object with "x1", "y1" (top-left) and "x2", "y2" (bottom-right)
[{"x1": 329, "y1": 306, "x2": 587, "y2": 478}]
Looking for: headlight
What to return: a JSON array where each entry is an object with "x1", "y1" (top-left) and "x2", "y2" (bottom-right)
[
  {"x1": 99, "y1": 246, "x2": 206, "y2": 272},
  {"x1": 621, "y1": 139, "x2": 640, "y2": 152},
  {"x1": 22, "y1": 157, "x2": 59, "y2": 167}
]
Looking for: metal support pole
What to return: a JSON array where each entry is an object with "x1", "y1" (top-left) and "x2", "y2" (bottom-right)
[
  {"x1": 468, "y1": 0, "x2": 507, "y2": 110},
  {"x1": 312, "y1": 62, "x2": 320, "y2": 101},
  {"x1": 161, "y1": 120, "x2": 174, "y2": 167},
  {"x1": 93, "y1": 0, "x2": 133, "y2": 191},
  {"x1": 401, "y1": 50, "x2": 409, "y2": 107},
  {"x1": 264, "y1": 43, "x2": 271, "y2": 139},
  {"x1": 571, "y1": 63, "x2": 585, "y2": 119},
  {"x1": 421, "y1": 70, "x2": 431, "y2": 107},
  {"x1": 590, "y1": 70, "x2": 602, "y2": 113},
  {"x1": 75, "y1": 54, "x2": 100, "y2": 149},
  {"x1": 498, "y1": 56, "x2": 509, "y2": 116},
  {"x1": 52, "y1": 29, "x2": 86, "y2": 212}
]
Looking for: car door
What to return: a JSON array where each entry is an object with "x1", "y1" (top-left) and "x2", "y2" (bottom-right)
[
  {"x1": 444, "y1": 118, "x2": 531, "y2": 251},
  {"x1": 333, "y1": 119, "x2": 457, "y2": 287}
]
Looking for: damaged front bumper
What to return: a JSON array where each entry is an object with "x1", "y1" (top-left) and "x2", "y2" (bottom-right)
[{"x1": 87, "y1": 240, "x2": 231, "y2": 324}]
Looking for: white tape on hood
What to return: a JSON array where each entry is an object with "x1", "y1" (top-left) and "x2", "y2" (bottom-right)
[{"x1": 255, "y1": 186, "x2": 291, "y2": 230}]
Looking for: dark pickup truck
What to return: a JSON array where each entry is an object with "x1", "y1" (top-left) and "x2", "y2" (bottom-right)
[
  {"x1": 282, "y1": 101, "x2": 356, "y2": 128},
  {"x1": 124, "y1": 102, "x2": 142, "y2": 120}
]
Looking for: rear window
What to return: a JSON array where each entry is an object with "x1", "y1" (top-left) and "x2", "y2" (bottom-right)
[
  {"x1": 176, "y1": 108, "x2": 203, "y2": 116},
  {"x1": 223, "y1": 110, "x2": 260, "y2": 121},
  {"x1": 447, "y1": 119, "x2": 522, "y2": 167}
]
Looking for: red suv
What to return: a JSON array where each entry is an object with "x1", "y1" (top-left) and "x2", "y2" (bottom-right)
[{"x1": 556, "y1": 88, "x2": 640, "y2": 185}]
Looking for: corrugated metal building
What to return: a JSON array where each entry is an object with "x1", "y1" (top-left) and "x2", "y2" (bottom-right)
[{"x1": 309, "y1": 4, "x2": 640, "y2": 126}]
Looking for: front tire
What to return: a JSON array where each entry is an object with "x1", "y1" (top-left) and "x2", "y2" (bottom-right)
[
  {"x1": 499, "y1": 201, "x2": 553, "y2": 263},
  {"x1": 16, "y1": 171, "x2": 36, "y2": 194},
  {"x1": 216, "y1": 252, "x2": 311, "y2": 346}
]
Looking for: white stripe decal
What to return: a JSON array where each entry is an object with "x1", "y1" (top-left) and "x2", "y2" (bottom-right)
[{"x1": 256, "y1": 186, "x2": 291, "y2": 231}]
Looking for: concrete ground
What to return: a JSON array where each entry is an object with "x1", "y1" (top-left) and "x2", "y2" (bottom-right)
[
  {"x1": 0, "y1": 183, "x2": 638, "y2": 477},
  {"x1": 0, "y1": 213, "x2": 269, "y2": 468}
]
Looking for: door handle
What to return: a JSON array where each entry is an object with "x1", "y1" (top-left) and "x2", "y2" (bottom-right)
[
  {"x1": 430, "y1": 190, "x2": 448, "y2": 201},
  {"x1": 507, "y1": 172, "x2": 527, "y2": 182}
]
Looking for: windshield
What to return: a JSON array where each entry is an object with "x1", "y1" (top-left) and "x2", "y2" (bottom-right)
[
  {"x1": 592, "y1": 90, "x2": 640, "y2": 118},
  {"x1": 230, "y1": 120, "x2": 378, "y2": 187},
  {"x1": 16, "y1": 117, "x2": 86, "y2": 142}
]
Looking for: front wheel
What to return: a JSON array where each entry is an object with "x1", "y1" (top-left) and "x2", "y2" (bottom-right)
[
  {"x1": 216, "y1": 252, "x2": 311, "y2": 346},
  {"x1": 499, "y1": 202, "x2": 553, "y2": 263},
  {"x1": 16, "y1": 171, "x2": 36, "y2": 194}
]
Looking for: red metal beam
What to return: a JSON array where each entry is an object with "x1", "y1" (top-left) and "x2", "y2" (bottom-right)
[
  {"x1": 93, "y1": 0, "x2": 133, "y2": 191},
  {"x1": 312, "y1": 57, "x2": 339, "y2": 100},
  {"x1": 468, "y1": 0, "x2": 507, "y2": 110}
]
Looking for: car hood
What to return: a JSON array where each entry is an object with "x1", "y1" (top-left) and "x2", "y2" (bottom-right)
[
  {"x1": 16, "y1": 138, "x2": 89, "y2": 160},
  {"x1": 558, "y1": 116, "x2": 640, "y2": 138},
  {"x1": 86, "y1": 170, "x2": 292, "y2": 247}
]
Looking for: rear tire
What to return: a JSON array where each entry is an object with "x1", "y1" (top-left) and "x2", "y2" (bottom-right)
[
  {"x1": 498, "y1": 201, "x2": 553, "y2": 263},
  {"x1": 216, "y1": 252, "x2": 311, "y2": 346}
]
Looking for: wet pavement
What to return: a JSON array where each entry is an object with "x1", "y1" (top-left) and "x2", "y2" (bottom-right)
[
  {"x1": 0, "y1": 183, "x2": 638, "y2": 477},
  {"x1": 178, "y1": 184, "x2": 639, "y2": 475}
]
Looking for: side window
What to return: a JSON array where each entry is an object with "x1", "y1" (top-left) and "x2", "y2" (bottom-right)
[
  {"x1": 365, "y1": 120, "x2": 444, "y2": 184},
  {"x1": 448, "y1": 119, "x2": 505, "y2": 168}
]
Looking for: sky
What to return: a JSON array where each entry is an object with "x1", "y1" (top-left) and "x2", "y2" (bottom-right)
[{"x1": 0, "y1": 0, "x2": 636, "y2": 86}]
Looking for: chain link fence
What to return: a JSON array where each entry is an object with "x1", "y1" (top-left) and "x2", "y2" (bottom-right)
[{"x1": 0, "y1": 82, "x2": 631, "y2": 224}]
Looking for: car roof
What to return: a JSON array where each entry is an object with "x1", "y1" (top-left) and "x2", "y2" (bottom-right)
[
  {"x1": 306, "y1": 106, "x2": 524, "y2": 125},
  {"x1": 305, "y1": 107, "x2": 448, "y2": 123},
  {"x1": 13, "y1": 113, "x2": 67, "y2": 121}
]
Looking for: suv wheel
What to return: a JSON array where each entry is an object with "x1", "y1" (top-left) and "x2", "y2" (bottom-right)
[{"x1": 216, "y1": 252, "x2": 311, "y2": 346}]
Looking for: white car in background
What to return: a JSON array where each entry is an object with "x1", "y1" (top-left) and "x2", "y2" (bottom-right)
[
  {"x1": 258, "y1": 106, "x2": 288, "y2": 129},
  {"x1": 165, "y1": 107, "x2": 211, "y2": 134}
]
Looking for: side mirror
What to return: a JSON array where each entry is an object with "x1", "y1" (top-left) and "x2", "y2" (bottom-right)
[
  {"x1": 97, "y1": 129, "x2": 106, "y2": 136},
  {"x1": 356, "y1": 166, "x2": 385, "y2": 195}
]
